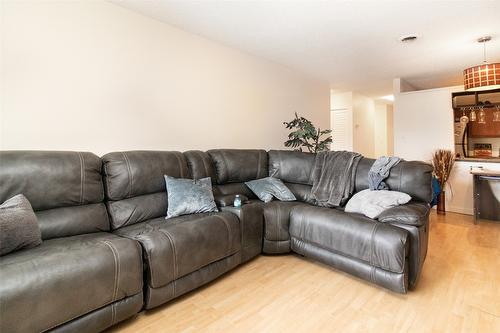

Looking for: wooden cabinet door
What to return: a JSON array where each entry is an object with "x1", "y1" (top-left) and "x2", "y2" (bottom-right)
[{"x1": 468, "y1": 110, "x2": 500, "y2": 137}]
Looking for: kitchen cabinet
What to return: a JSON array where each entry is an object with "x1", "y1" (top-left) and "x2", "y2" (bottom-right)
[{"x1": 468, "y1": 109, "x2": 500, "y2": 137}]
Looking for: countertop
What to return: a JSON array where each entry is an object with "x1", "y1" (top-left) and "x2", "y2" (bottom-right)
[
  {"x1": 470, "y1": 169, "x2": 500, "y2": 176},
  {"x1": 456, "y1": 157, "x2": 500, "y2": 163}
]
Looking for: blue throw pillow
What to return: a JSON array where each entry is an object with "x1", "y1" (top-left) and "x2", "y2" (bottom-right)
[
  {"x1": 164, "y1": 176, "x2": 218, "y2": 219},
  {"x1": 245, "y1": 177, "x2": 296, "y2": 203}
]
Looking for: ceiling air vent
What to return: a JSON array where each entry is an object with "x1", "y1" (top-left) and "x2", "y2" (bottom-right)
[{"x1": 400, "y1": 35, "x2": 418, "y2": 43}]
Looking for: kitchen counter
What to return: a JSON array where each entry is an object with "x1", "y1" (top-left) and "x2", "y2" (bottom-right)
[
  {"x1": 470, "y1": 168, "x2": 500, "y2": 223},
  {"x1": 470, "y1": 168, "x2": 500, "y2": 176},
  {"x1": 456, "y1": 157, "x2": 500, "y2": 163}
]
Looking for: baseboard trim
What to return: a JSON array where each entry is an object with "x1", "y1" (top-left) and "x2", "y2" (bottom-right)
[{"x1": 446, "y1": 205, "x2": 473, "y2": 216}]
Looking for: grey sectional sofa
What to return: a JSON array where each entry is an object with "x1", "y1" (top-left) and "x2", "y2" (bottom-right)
[{"x1": 0, "y1": 149, "x2": 433, "y2": 332}]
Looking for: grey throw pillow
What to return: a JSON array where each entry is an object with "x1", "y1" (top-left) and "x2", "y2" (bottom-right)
[
  {"x1": 245, "y1": 177, "x2": 296, "y2": 203},
  {"x1": 0, "y1": 194, "x2": 42, "y2": 256},
  {"x1": 165, "y1": 176, "x2": 218, "y2": 219},
  {"x1": 344, "y1": 189, "x2": 412, "y2": 219}
]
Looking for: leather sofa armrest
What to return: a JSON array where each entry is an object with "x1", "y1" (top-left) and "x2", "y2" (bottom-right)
[
  {"x1": 214, "y1": 194, "x2": 249, "y2": 207},
  {"x1": 377, "y1": 201, "x2": 430, "y2": 227},
  {"x1": 220, "y1": 202, "x2": 264, "y2": 262}
]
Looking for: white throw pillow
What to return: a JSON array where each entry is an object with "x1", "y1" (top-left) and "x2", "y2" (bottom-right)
[{"x1": 344, "y1": 189, "x2": 411, "y2": 219}]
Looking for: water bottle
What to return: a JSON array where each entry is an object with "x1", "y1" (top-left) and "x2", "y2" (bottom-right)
[{"x1": 234, "y1": 195, "x2": 242, "y2": 208}]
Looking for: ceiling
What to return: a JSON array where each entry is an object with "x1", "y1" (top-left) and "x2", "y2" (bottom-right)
[{"x1": 111, "y1": 0, "x2": 500, "y2": 98}]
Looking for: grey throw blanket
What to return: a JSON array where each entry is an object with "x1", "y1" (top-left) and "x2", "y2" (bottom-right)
[
  {"x1": 368, "y1": 156, "x2": 401, "y2": 190},
  {"x1": 311, "y1": 151, "x2": 362, "y2": 207}
]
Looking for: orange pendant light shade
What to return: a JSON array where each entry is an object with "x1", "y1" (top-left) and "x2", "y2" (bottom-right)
[{"x1": 464, "y1": 62, "x2": 500, "y2": 91}]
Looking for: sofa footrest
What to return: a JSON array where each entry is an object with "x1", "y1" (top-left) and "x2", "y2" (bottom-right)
[
  {"x1": 291, "y1": 238, "x2": 408, "y2": 293},
  {"x1": 145, "y1": 252, "x2": 241, "y2": 309},
  {"x1": 50, "y1": 293, "x2": 143, "y2": 332},
  {"x1": 290, "y1": 206, "x2": 409, "y2": 274}
]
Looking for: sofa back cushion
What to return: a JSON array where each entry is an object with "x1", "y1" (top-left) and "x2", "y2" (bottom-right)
[
  {"x1": 102, "y1": 151, "x2": 190, "y2": 229},
  {"x1": 268, "y1": 150, "x2": 315, "y2": 185},
  {"x1": 183, "y1": 150, "x2": 217, "y2": 181},
  {"x1": 354, "y1": 158, "x2": 434, "y2": 203},
  {"x1": 268, "y1": 150, "x2": 316, "y2": 203},
  {"x1": 207, "y1": 149, "x2": 268, "y2": 199},
  {"x1": 208, "y1": 149, "x2": 268, "y2": 184},
  {"x1": 0, "y1": 151, "x2": 108, "y2": 240}
]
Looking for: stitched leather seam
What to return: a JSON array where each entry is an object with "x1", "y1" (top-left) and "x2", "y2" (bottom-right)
[
  {"x1": 77, "y1": 152, "x2": 85, "y2": 205},
  {"x1": 157, "y1": 229, "x2": 177, "y2": 295},
  {"x1": 256, "y1": 151, "x2": 262, "y2": 179},
  {"x1": 130, "y1": 233, "x2": 157, "y2": 288},
  {"x1": 104, "y1": 161, "x2": 113, "y2": 200},
  {"x1": 278, "y1": 150, "x2": 283, "y2": 179},
  {"x1": 220, "y1": 151, "x2": 229, "y2": 183},
  {"x1": 369, "y1": 223, "x2": 379, "y2": 268},
  {"x1": 122, "y1": 152, "x2": 133, "y2": 198},
  {"x1": 263, "y1": 210, "x2": 270, "y2": 239},
  {"x1": 111, "y1": 302, "x2": 116, "y2": 326},
  {"x1": 214, "y1": 214, "x2": 233, "y2": 256},
  {"x1": 197, "y1": 150, "x2": 210, "y2": 178},
  {"x1": 240, "y1": 209, "x2": 246, "y2": 247},
  {"x1": 308, "y1": 154, "x2": 315, "y2": 185},
  {"x1": 173, "y1": 152, "x2": 185, "y2": 178},
  {"x1": 82, "y1": 154, "x2": 86, "y2": 204},
  {"x1": 107, "y1": 202, "x2": 119, "y2": 230},
  {"x1": 102, "y1": 240, "x2": 120, "y2": 302},
  {"x1": 398, "y1": 163, "x2": 404, "y2": 191},
  {"x1": 186, "y1": 154, "x2": 194, "y2": 178},
  {"x1": 172, "y1": 280, "x2": 177, "y2": 299},
  {"x1": 370, "y1": 266, "x2": 376, "y2": 284},
  {"x1": 276, "y1": 205, "x2": 281, "y2": 252}
]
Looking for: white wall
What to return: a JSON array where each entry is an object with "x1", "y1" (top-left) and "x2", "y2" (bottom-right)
[
  {"x1": 374, "y1": 102, "x2": 393, "y2": 157},
  {"x1": 393, "y1": 85, "x2": 460, "y2": 161},
  {"x1": 352, "y1": 93, "x2": 375, "y2": 158},
  {"x1": 393, "y1": 80, "x2": 500, "y2": 215},
  {"x1": 387, "y1": 104, "x2": 394, "y2": 155},
  {"x1": 331, "y1": 91, "x2": 393, "y2": 158},
  {"x1": 0, "y1": 1, "x2": 329, "y2": 156}
]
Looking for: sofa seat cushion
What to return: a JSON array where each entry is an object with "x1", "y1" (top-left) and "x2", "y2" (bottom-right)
[
  {"x1": 0, "y1": 233, "x2": 143, "y2": 333},
  {"x1": 114, "y1": 212, "x2": 241, "y2": 289},
  {"x1": 263, "y1": 201, "x2": 311, "y2": 242},
  {"x1": 289, "y1": 206, "x2": 409, "y2": 274}
]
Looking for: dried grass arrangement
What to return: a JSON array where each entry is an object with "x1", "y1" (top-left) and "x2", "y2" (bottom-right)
[{"x1": 431, "y1": 149, "x2": 455, "y2": 191}]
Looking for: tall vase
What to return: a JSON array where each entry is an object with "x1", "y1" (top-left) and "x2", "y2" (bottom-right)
[{"x1": 437, "y1": 191, "x2": 446, "y2": 215}]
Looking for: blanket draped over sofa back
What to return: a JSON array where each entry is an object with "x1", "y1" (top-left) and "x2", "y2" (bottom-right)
[{"x1": 310, "y1": 151, "x2": 362, "y2": 207}]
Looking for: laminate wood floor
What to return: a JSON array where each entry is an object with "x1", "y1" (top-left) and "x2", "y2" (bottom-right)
[{"x1": 108, "y1": 211, "x2": 500, "y2": 333}]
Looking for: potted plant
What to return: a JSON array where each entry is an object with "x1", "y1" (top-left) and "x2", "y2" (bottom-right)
[
  {"x1": 431, "y1": 149, "x2": 455, "y2": 215},
  {"x1": 283, "y1": 113, "x2": 332, "y2": 153}
]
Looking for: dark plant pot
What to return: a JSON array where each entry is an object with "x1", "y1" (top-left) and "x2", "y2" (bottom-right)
[{"x1": 437, "y1": 191, "x2": 446, "y2": 215}]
